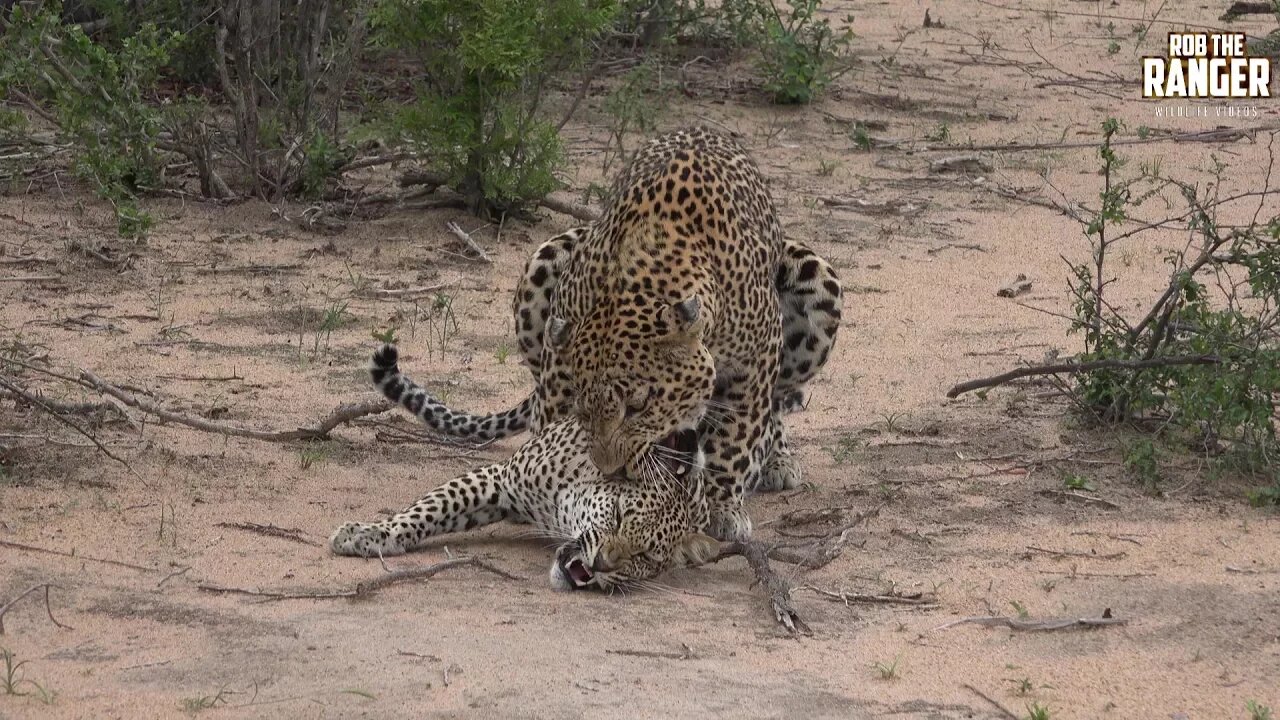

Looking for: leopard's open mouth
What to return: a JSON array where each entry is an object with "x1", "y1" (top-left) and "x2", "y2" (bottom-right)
[
  {"x1": 561, "y1": 557, "x2": 595, "y2": 590},
  {"x1": 653, "y1": 428, "x2": 699, "y2": 478}
]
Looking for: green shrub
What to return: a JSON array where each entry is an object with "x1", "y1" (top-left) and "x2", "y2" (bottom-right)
[
  {"x1": 372, "y1": 0, "x2": 618, "y2": 218},
  {"x1": 756, "y1": 0, "x2": 853, "y2": 104},
  {"x1": 0, "y1": 5, "x2": 179, "y2": 236},
  {"x1": 1067, "y1": 119, "x2": 1280, "y2": 495}
]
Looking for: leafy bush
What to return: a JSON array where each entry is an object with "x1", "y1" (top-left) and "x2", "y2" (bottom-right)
[
  {"x1": 755, "y1": 0, "x2": 853, "y2": 104},
  {"x1": 372, "y1": 0, "x2": 618, "y2": 218},
  {"x1": 0, "y1": 5, "x2": 179, "y2": 235},
  {"x1": 1067, "y1": 119, "x2": 1280, "y2": 496}
]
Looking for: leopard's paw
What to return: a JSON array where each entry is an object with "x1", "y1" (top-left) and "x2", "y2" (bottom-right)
[
  {"x1": 705, "y1": 502, "x2": 753, "y2": 542},
  {"x1": 757, "y1": 448, "x2": 802, "y2": 493},
  {"x1": 329, "y1": 521, "x2": 408, "y2": 558}
]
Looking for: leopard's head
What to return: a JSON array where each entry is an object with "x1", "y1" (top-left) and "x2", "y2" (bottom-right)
[
  {"x1": 549, "y1": 292, "x2": 715, "y2": 483},
  {"x1": 549, "y1": 472, "x2": 717, "y2": 592}
]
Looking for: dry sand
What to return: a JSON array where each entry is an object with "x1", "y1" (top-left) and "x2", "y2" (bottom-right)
[{"x1": 2, "y1": 1, "x2": 1278, "y2": 718}]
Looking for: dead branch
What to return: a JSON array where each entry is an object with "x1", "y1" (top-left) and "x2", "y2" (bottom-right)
[
  {"x1": 927, "y1": 125, "x2": 1272, "y2": 153},
  {"x1": 718, "y1": 540, "x2": 811, "y2": 635},
  {"x1": 606, "y1": 645, "x2": 695, "y2": 660},
  {"x1": 0, "y1": 256, "x2": 52, "y2": 266},
  {"x1": 0, "y1": 539, "x2": 156, "y2": 573},
  {"x1": 539, "y1": 195, "x2": 601, "y2": 222},
  {"x1": 0, "y1": 376, "x2": 137, "y2": 476},
  {"x1": 0, "y1": 583, "x2": 73, "y2": 635},
  {"x1": 156, "y1": 566, "x2": 192, "y2": 588},
  {"x1": 933, "y1": 611, "x2": 1126, "y2": 632},
  {"x1": 946, "y1": 355, "x2": 1221, "y2": 398},
  {"x1": 962, "y1": 683, "x2": 1020, "y2": 720},
  {"x1": 354, "y1": 282, "x2": 452, "y2": 300},
  {"x1": 398, "y1": 169, "x2": 449, "y2": 190},
  {"x1": 197, "y1": 555, "x2": 521, "y2": 601},
  {"x1": 0, "y1": 387, "x2": 125, "y2": 418},
  {"x1": 445, "y1": 222, "x2": 492, "y2": 263},
  {"x1": 1037, "y1": 489, "x2": 1122, "y2": 510},
  {"x1": 80, "y1": 370, "x2": 392, "y2": 442},
  {"x1": 1221, "y1": 1, "x2": 1275, "y2": 19},
  {"x1": 215, "y1": 522, "x2": 316, "y2": 546},
  {"x1": 0, "y1": 275, "x2": 60, "y2": 283},
  {"x1": 1026, "y1": 545, "x2": 1126, "y2": 560},
  {"x1": 799, "y1": 585, "x2": 936, "y2": 607}
]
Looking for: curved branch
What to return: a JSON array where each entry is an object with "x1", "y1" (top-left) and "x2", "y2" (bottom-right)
[{"x1": 946, "y1": 355, "x2": 1222, "y2": 399}]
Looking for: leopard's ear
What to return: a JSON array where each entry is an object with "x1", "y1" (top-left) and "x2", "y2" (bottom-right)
[
  {"x1": 547, "y1": 316, "x2": 571, "y2": 349},
  {"x1": 673, "y1": 532, "x2": 719, "y2": 567},
  {"x1": 663, "y1": 295, "x2": 707, "y2": 341}
]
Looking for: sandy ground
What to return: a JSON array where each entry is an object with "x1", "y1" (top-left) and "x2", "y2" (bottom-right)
[{"x1": 2, "y1": 1, "x2": 1279, "y2": 718}]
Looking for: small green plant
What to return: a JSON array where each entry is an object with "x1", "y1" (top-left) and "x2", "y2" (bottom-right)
[
  {"x1": 1009, "y1": 600, "x2": 1030, "y2": 619},
  {"x1": 1025, "y1": 702, "x2": 1052, "y2": 720},
  {"x1": 1062, "y1": 473, "x2": 1095, "y2": 491},
  {"x1": 372, "y1": 327, "x2": 399, "y2": 345},
  {"x1": 756, "y1": 0, "x2": 854, "y2": 104},
  {"x1": 826, "y1": 435, "x2": 861, "y2": 465},
  {"x1": 851, "y1": 123, "x2": 873, "y2": 150},
  {"x1": 925, "y1": 123, "x2": 950, "y2": 143},
  {"x1": 2, "y1": 646, "x2": 26, "y2": 695},
  {"x1": 424, "y1": 292, "x2": 461, "y2": 358},
  {"x1": 494, "y1": 344, "x2": 513, "y2": 365},
  {"x1": 181, "y1": 686, "x2": 231, "y2": 712},
  {"x1": 1247, "y1": 480, "x2": 1280, "y2": 507},
  {"x1": 308, "y1": 301, "x2": 352, "y2": 359},
  {"x1": 1247, "y1": 700, "x2": 1275, "y2": 720},
  {"x1": 871, "y1": 655, "x2": 901, "y2": 680},
  {"x1": 299, "y1": 442, "x2": 330, "y2": 470},
  {"x1": 1123, "y1": 438, "x2": 1161, "y2": 492},
  {"x1": 816, "y1": 157, "x2": 838, "y2": 176},
  {"x1": 1, "y1": 646, "x2": 53, "y2": 703}
]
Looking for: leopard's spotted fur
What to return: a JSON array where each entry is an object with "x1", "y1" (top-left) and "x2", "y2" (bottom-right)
[
  {"x1": 333, "y1": 346, "x2": 718, "y2": 592},
  {"x1": 373, "y1": 128, "x2": 842, "y2": 540}
]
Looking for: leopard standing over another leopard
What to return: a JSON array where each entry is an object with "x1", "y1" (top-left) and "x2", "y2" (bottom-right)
[
  {"x1": 332, "y1": 346, "x2": 720, "y2": 592},
  {"x1": 376, "y1": 127, "x2": 843, "y2": 541}
]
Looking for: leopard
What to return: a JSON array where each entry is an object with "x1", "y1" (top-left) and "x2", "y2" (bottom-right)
[
  {"x1": 373, "y1": 127, "x2": 843, "y2": 542},
  {"x1": 331, "y1": 346, "x2": 723, "y2": 592}
]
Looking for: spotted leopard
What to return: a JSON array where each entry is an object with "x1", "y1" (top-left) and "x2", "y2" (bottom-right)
[
  {"x1": 332, "y1": 346, "x2": 720, "y2": 592},
  {"x1": 374, "y1": 127, "x2": 842, "y2": 541}
]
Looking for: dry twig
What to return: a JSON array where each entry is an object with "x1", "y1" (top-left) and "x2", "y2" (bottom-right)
[
  {"x1": 80, "y1": 371, "x2": 392, "y2": 442},
  {"x1": 946, "y1": 355, "x2": 1221, "y2": 398},
  {"x1": 0, "y1": 583, "x2": 73, "y2": 635},
  {"x1": 215, "y1": 522, "x2": 315, "y2": 546},
  {"x1": 539, "y1": 195, "x2": 600, "y2": 222},
  {"x1": 717, "y1": 540, "x2": 811, "y2": 635},
  {"x1": 1026, "y1": 545, "x2": 1126, "y2": 560},
  {"x1": 799, "y1": 586, "x2": 936, "y2": 607},
  {"x1": 444, "y1": 222, "x2": 492, "y2": 263},
  {"x1": 0, "y1": 539, "x2": 155, "y2": 572},
  {"x1": 933, "y1": 611, "x2": 1126, "y2": 632},
  {"x1": 197, "y1": 556, "x2": 521, "y2": 602},
  {"x1": 962, "y1": 683, "x2": 1020, "y2": 720}
]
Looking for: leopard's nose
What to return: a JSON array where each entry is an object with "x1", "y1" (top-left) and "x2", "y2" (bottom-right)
[{"x1": 590, "y1": 445, "x2": 624, "y2": 476}]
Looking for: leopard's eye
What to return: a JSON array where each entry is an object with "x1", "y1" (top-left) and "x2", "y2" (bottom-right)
[{"x1": 624, "y1": 388, "x2": 652, "y2": 418}]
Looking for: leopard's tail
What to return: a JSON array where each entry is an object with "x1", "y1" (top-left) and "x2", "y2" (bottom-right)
[{"x1": 371, "y1": 344, "x2": 533, "y2": 442}]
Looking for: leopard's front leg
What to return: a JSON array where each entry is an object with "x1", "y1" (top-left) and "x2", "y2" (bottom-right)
[
  {"x1": 699, "y1": 374, "x2": 775, "y2": 541},
  {"x1": 330, "y1": 464, "x2": 511, "y2": 557}
]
